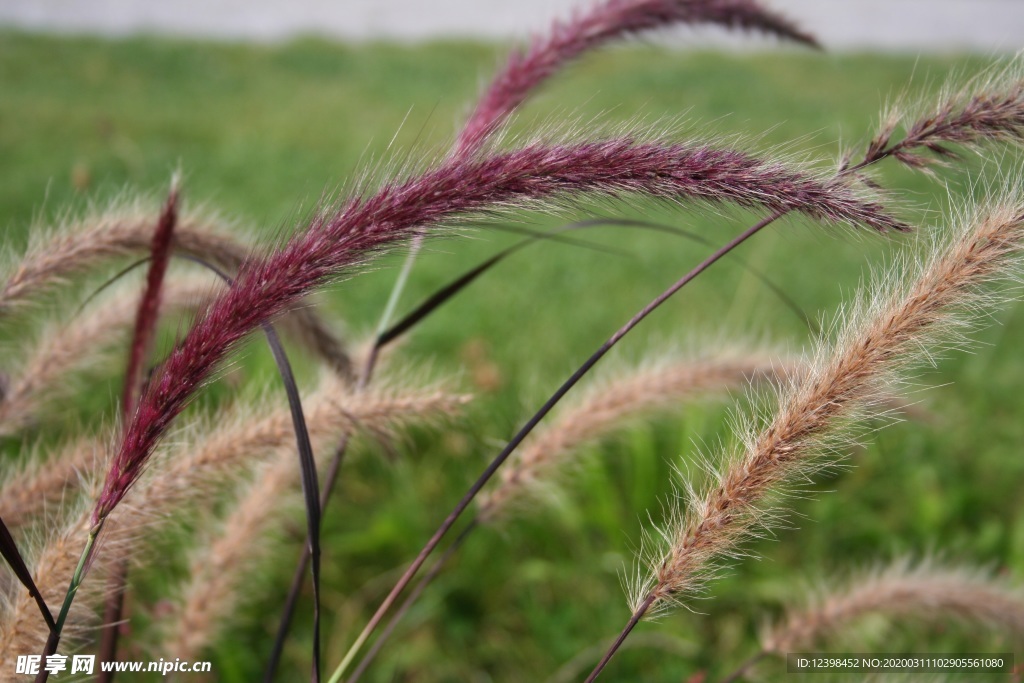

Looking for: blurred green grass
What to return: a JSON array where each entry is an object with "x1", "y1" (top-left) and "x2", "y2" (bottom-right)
[{"x1": 1, "y1": 31, "x2": 1022, "y2": 682}]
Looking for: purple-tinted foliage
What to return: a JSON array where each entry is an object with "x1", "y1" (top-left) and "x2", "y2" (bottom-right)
[
  {"x1": 860, "y1": 83, "x2": 1024, "y2": 170},
  {"x1": 456, "y1": 0, "x2": 817, "y2": 154},
  {"x1": 122, "y1": 184, "x2": 179, "y2": 418},
  {"x1": 93, "y1": 137, "x2": 905, "y2": 524}
]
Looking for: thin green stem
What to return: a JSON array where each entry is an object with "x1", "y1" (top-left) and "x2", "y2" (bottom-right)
[
  {"x1": 376, "y1": 235, "x2": 426, "y2": 338},
  {"x1": 35, "y1": 525, "x2": 101, "y2": 683}
]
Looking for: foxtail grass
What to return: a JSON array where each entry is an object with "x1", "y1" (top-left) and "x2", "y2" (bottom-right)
[
  {"x1": 0, "y1": 276, "x2": 219, "y2": 437},
  {"x1": 721, "y1": 558, "x2": 1024, "y2": 682},
  {"x1": 0, "y1": 200, "x2": 352, "y2": 377},
  {"x1": 849, "y1": 61, "x2": 1024, "y2": 175},
  {"x1": 582, "y1": 191, "x2": 1024, "y2": 680},
  {"x1": 456, "y1": 0, "x2": 816, "y2": 155},
  {"x1": 766, "y1": 558, "x2": 1024, "y2": 651},
  {"x1": 5, "y1": 16, "x2": 1022, "y2": 683},
  {"x1": 0, "y1": 436, "x2": 105, "y2": 532},
  {"x1": 163, "y1": 380, "x2": 469, "y2": 661},
  {"x1": 79, "y1": 138, "x2": 899, "y2": 674}
]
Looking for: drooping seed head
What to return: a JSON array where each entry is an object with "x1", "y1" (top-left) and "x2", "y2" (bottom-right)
[{"x1": 458, "y1": 0, "x2": 817, "y2": 154}]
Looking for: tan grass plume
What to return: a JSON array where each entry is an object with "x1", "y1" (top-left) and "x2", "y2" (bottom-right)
[
  {"x1": 0, "y1": 276, "x2": 219, "y2": 436},
  {"x1": 0, "y1": 200, "x2": 353, "y2": 377},
  {"x1": 720, "y1": 558, "x2": 1024, "y2": 682},
  {"x1": 126, "y1": 372, "x2": 471, "y2": 528},
  {"x1": 0, "y1": 483, "x2": 133, "y2": 666},
  {"x1": 477, "y1": 351, "x2": 797, "y2": 522},
  {"x1": 161, "y1": 378, "x2": 470, "y2": 660},
  {"x1": 764, "y1": 558, "x2": 1024, "y2": 654},
  {"x1": 0, "y1": 436, "x2": 105, "y2": 531},
  {"x1": 631, "y1": 191, "x2": 1024, "y2": 617},
  {"x1": 0, "y1": 373, "x2": 469, "y2": 660}
]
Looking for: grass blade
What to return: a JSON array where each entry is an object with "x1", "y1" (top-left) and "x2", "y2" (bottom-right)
[
  {"x1": 180, "y1": 255, "x2": 323, "y2": 681},
  {"x1": 0, "y1": 515, "x2": 55, "y2": 634}
]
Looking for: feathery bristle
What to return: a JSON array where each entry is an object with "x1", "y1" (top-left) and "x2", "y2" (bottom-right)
[
  {"x1": 0, "y1": 436, "x2": 106, "y2": 531},
  {"x1": 0, "y1": 276, "x2": 218, "y2": 437},
  {"x1": 0, "y1": 486, "x2": 124, "y2": 664},
  {"x1": 857, "y1": 60, "x2": 1024, "y2": 172},
  {"x1": 0, "y1": 203, "x2": 248, "y2": 314},
  {"x1": 121, "y1": 373, "x2": 471, "y2": 529}
]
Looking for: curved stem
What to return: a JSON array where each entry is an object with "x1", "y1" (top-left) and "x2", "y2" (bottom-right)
[
  {"x1": 346, "y1": 520, "x2": 478, "y2": 683},
  {"x1": 264, "y1": 342, "x2": 380, "y2": 682},
  {"x1": 581, "y1": 593, "x2": 656, "y2": 683},
  {"x1": 327, "y1": 209, "x2": 786, "y2": 683}
]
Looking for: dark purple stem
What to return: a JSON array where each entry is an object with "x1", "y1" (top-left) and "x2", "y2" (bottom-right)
[
  {"x1": 582, "y1": 593, "x2": 657, "y2": 683},
  {"x1": 346, "y1": 520, "x2": 478, "y2": 683},
  {"x1": 343, "y1": 209, "x2": 784, "y2": 671},
  {"x1": 264, "y1": 346, "x2": 381, "y2": 682}
]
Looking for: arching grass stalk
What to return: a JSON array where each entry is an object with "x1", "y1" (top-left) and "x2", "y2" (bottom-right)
[
  {"x1": 379, "y1": 0, "x2": 818, "y2": 344},
  {"x1": 255, "y1": 131, "x2": 895, "y2": 681},
  {"x1": 327, "y1": 209, "x2": 789, "y2": 683},
  {"x1": 578, "y1": 65, "x2": 1024, "y2": 681},
  {"x1": 582, "y1": 196, "x2": 1024, "y2": 681}
]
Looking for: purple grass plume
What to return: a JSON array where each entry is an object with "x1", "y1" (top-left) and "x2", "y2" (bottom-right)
[
  {"x1": 456, "y1": 0, "x2": 817, "y2": 155},
  {"x1": 123, "y1": 178, "x2": 180, "y2": 417},
  {"x1": 93, "y1": 137, "x2": 905, "y2": 526}
]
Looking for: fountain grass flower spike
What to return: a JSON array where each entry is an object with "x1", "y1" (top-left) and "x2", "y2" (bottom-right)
[
  {"x1": 96, "y1": 137, "x2": 905, "y2": 526},
  {"x1": 35, "y1": 136, "x2": 901, "y2": 674}
]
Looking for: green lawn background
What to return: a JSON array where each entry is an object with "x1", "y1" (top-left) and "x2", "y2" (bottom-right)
[{"x1": 1, "y1": 31, "x2": 1022, "y2": 681}]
